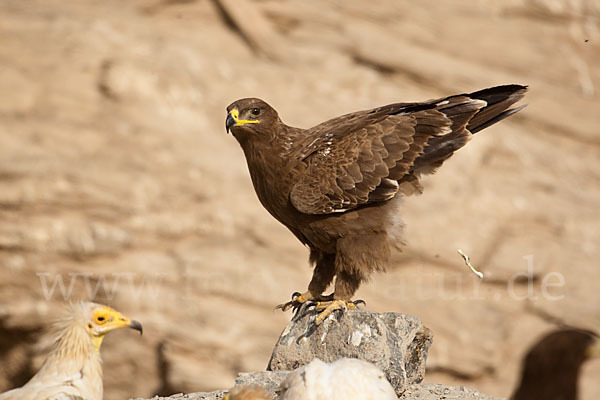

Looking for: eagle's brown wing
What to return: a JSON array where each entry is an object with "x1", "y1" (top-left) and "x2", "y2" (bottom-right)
[{"x1": 290, "y1": 85, "x2": 526, "y2": 215}]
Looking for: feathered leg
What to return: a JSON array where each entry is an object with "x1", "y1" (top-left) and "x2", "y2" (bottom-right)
[
  {"x1": 308, "y1": 251, "x2": 336, "y2": 296},
  {"x1": 276, "y1": 250, "x2": 335, "y2": 312},
  {"x1": 313, "y1": 234, "x2": 389, "y2": 324}
]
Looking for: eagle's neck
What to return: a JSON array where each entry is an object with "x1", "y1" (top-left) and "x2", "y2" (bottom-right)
[
  {"x1": 238, "y1": 123, "x2": 303, "y2": 223},
  {"x1": 30, "y1": 320, "x2": 103, "y2": 400}
]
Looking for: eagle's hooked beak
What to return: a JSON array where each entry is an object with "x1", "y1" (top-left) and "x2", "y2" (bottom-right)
[
  {"x1": 226, "y1": 108, "x2": 258, "y2": 133},
  {"x1": 226, "y1": 111, "x2": 236, "y2": 134}
]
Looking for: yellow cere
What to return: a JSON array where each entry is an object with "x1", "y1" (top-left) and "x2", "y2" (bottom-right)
[{"x1": 230, "y1": 108, "x2": 259, "y2": 127}]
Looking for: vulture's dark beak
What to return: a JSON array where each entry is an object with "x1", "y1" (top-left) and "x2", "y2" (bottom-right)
[
  {"x1": 588, "y1": 336, "x2": 600, "y2": 358},
  {"x1": 128, "y1": 320, "x2": 143, "y2": 335},
  {"x1": 226, "y1": 112, "x2": 236, "y2": 134}
]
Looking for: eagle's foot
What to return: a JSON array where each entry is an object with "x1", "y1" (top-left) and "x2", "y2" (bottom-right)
[
  {"x1": 313, "y1": 299, "x2": 365, "y2": 325},
  {"x1": 276, "y1": 291, "x2": 334, "y2": 313}
]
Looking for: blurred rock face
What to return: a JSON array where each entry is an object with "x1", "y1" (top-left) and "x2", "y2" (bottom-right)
[{"x1": 1, "y1": 0, "x2": 599, "y2": 399}]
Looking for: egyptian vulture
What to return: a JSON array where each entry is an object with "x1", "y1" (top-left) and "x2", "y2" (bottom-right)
[{"x1": 0, "y1": 302, "x2": 142, "y2": 400}]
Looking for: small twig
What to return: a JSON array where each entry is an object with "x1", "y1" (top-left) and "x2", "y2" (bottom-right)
[{"x1": 457, "y1": 249, "x2": 484, "y2": 279}]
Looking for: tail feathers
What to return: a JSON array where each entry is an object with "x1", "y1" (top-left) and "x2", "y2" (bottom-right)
[
  {"x1": 413, "y1": 84, "x2": 527, "y2": 174},
  {"x1": 467, "y1": 84, "x2": 528, "y2": 133},
  {"x1": 470, "y1": 103, "x2": 527, "y2": 134}
]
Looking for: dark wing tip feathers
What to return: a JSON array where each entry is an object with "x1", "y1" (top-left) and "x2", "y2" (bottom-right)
[
  {"x1": 466, "y1": 84, "x2": 528, "y2": 134},
  {"x1": 470, "y1": 103, "x2": 527, "y2": 134},
  {"x1": 469, "y1": 84, "x2": 528, "y2": 101}
]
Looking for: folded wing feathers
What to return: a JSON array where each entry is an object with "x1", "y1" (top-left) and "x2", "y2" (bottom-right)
[
  {"x1": 413, "y1": 97, "x2": 486, "y2": 170},
  {"x1": 290, "y1": 85, "x2": 526, "y2": 215}
]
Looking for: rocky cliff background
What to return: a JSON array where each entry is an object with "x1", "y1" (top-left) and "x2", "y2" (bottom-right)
[{"x1": 1, "y1": 0, "x2": 599, "y2": 399}]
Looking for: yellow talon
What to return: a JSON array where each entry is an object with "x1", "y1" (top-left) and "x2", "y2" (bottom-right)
[
  {"x1": 313, "y1": 299, "x2": 363, "y2": 325},
  {"x1": 276, "y1": 291, "x2": 318, "y2": 313}
]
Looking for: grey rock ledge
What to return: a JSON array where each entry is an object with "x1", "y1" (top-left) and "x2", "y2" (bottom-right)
[
  {"x1": 268, "y1": 308, "x2": 433, "y2": 395},
  {"x1": 133, "y1": 310, "x2": 503, "y2": 400}
]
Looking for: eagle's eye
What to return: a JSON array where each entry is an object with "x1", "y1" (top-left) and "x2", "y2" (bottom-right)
[
  {"x1": 251, "y1": 107, "x2": 260, "y2": 116},
  {"x1": 96, "y1": 315, "x2": 106, "y2": 324}
]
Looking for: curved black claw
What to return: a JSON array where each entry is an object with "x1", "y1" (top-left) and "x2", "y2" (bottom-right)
[
  {"x1": 275, "y1": 292, "x2": 305, "y2": 312},
  {"x1": 292, "y1": 301, "x2": 316, "y2": 322},
  {"x1": 276, "y1": 292, "x2": 336, "y2": 317},
  {"x1": 296, "y1": 322, "x2": 319, "y2": 343},
  {"x1": 293, "y1": 298, "x2": 369, "y2": 338},
  {"x1": 350, "y1": 299, "x2": 366, "y2": 308}
]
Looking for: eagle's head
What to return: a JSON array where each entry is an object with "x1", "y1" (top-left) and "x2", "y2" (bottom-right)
[{"x1": 226, "y1": 98, "x2": 280, "y2": 143}]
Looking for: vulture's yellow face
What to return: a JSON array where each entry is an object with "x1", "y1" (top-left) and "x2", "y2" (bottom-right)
[{"x1": 84, "y1": 304, "x2": 142, "y2": 352}]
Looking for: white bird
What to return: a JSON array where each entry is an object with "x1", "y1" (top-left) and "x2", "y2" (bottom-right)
[
  {"x1": 279, "y1": 358, "x2": 398, "y2": 400},
  {"x1": 0, "y1": 302, "x2": 142, "y2": 400}
]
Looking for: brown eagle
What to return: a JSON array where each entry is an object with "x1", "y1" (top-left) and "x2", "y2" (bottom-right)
[
  {"x1": 226, "y1": 85, "x2": 527, "y2": 323},
  {"x1": 511, "y1": 328, "x2": 599, "y2": 400}
]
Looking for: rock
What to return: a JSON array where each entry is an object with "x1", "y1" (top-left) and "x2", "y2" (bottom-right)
[
  {"x1": 235, "y1": 371, "x2": 289, "y2": 398},
  {"x1": 131, "y1": 310, "x2": 502, "y2": 400},
  {"x1": 267, "y1": 309, "x2": 433, "y2": 395},
  {"x1": 132, "y1": 372, "x2": 288, "y2": 400},
  {"x1": 398, "y1": 384, "x2": 503, "y2": 400},
  {"x1": 132, "y1": 380, "x2": 502, "y2": 400},
  {"x1": 132, "y1": 391, "x2": 226, "y2": 400}
]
